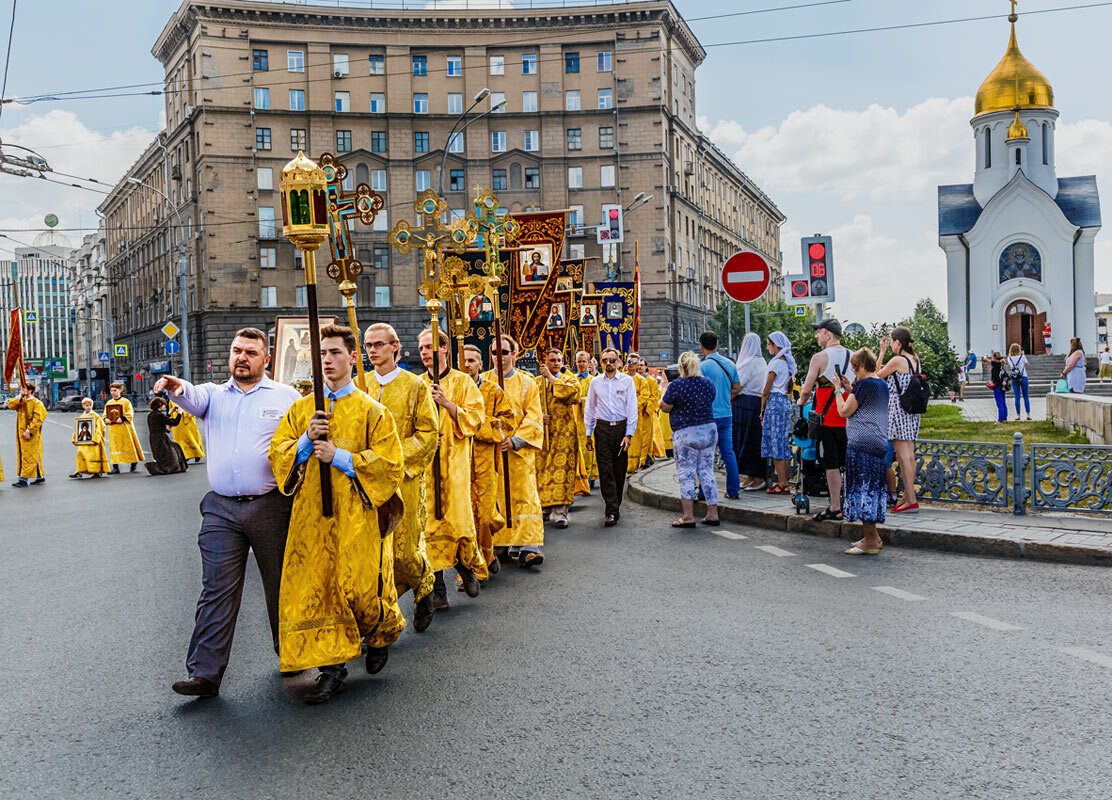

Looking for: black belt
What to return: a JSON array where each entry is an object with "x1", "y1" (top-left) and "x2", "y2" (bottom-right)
[
  {"x1": 224, "y1": 489, "x2": 278, "y2": 503},
  {"x1": 597, "y1": 420, "x2": 627, "y2": 428}
]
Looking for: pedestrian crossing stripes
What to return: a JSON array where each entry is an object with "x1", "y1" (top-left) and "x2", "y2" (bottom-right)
[
  {"x1": 872, "y1": 586, "x2": 927, "y2": 602},
  {"x1": 805, "y1": 563, "x2": 855, "y2": 578},
  {"x1": 754, "y1": 545, "x2": 795, "y2": 557},
  {"x1": 714, "y1": 529, "x2": 748, "y2": 540}
]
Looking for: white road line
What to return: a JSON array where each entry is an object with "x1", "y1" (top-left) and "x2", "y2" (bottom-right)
[
  {"x1": 754, "y1": 545, "x2": 794, "y2": 557},
  {"x1": 805, "y1": 563, "x2": 855, "y2": 578},
  {"x1": 714, "y1": 529, "x2": 748, "y2": 540},
  {"x1": 872, "y1": 586, "x2": 927, "y2": 602},
  {"x1": 949, "y1": 612, "x2": 1022, "y2": 632},
  {"x1": 1061, "y1": 647, "x2": 1112, "y2": 669}
]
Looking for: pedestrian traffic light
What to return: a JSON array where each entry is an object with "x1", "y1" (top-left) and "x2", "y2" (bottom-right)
[
  {"x1": 597, "y1": 204, "x2": 623, "y2": 245},
  {"x1": 800, "y1": 235, "x2": 834, "y2": 304}
]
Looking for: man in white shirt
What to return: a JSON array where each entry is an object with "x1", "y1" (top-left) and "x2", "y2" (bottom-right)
[{"x1": 584, "y1": 348, "x2": 638, "y2": 527}]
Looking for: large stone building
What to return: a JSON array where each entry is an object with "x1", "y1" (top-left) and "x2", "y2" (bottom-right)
[
  {"x1": 67, "y1": 223, "x2": 112, "y2": 394},
  {"x1": 101, "y1": 0, "x2": 783, "y2": 387}
]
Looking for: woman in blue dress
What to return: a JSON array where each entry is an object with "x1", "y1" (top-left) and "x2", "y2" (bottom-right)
[{"x1": 760, "y1": 331, "x2": 796, "y2": 494}]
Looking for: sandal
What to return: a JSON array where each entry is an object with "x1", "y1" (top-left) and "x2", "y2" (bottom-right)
[
  {"x1": 701, "y1": 519, "x2": 721, "y2": 527},
  {"x1": 852, "y1": 538, "x2": 882, "y2": 551},
  {"x1": 766, "y1": 485, "x2": 790, "y2": 495},
  {"x1": 844, "y1": 545, "x2": 880, "y2": 556},
  {"x1": 671, "y1": 520, "x2": 697, "y2": 528},
  {"x1": 813, "y1": 508, "x2": 843, "y2": 522}
]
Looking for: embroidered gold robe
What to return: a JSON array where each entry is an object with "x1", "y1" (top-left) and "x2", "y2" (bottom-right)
[
  {"x1": 269, "y1": 390, "x2": 406, "y2": 671},
  {"x1": 8, "y1": 395, "x2": 46, "y2": 479},
  {"x1": 373, "y1": 370, "x2": 438, "y2": 601},
  {"x1": 72, "y1": 411, "x2": 108, "y2": 474},
  {"x1": 421, "y1": 369, "x2": 489, "y2": 578},
  {"x1": 482, "y1": 369, "x2": 544, "y2": 548},
  {"x1": 646, "y1": 377, "x2": 666, "y2": 459},
  {"x1": 472, "y1": 377, "x2": 514, "y2": 564},
  {"x1": 536, "y1": 370, "x2": 580, "y2": 507},
  {"x1": 574, "y1": 374, "x2": 595, "y2": 496},
  {"x1": 104, "y1": 397, "x2": 144, "y2": 464},
  {"x1": 169, "y1": 401, "x2": 205, "y2": 460},
  {"x1": 626, "y1": 374, "x2": 653, "y2": 474}
]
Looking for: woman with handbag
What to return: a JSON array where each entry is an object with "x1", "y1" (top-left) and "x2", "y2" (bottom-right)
[
  {"x1": 836, "y1": 348, "x2": 890, "y2": 555},
  {"x1": 876, "y1": 326, "x2": 922, "y2": 513},
  {"x1": 983, "y1": 351, "x2": 1009, "y2": 423},
  {"x1": 1007, "y1": 344, "x2": 1031, "y2": 420},
  {"x1": 1062, "y1": 338, "x2": 1087, "y2": 394},
  {"x1": 733, "y1": 332, "x2": 769, "y2": 491}
]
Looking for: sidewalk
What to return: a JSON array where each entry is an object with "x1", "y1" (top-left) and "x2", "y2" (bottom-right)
[
  {"x1": 627, "y1": 461, "x2": 1112, "y2": 567},
  {"x1": 930, "y1": 396, "x2": 1047, "y2": 422}
]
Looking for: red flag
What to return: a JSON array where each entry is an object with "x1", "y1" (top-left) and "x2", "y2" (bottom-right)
[{"x1": 4, "y1": 309, "x2": 28, "y2": 390}]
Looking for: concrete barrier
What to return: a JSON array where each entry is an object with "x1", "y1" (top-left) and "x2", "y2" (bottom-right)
[{"x1": 1047, "y1": 392, "x2": 1112, "y2": 444}]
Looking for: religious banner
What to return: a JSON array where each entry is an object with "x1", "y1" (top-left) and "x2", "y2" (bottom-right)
[
  {"x1": 504, "y1": 210, "x2": 566, "y2": 353},
  {"x1": 577, "y1": 291, "x2": 606, "y2": 357},
  {"x1": 4, "y1": 309, "x2": 28, "y2": 390},
  {"x1": 536, "y1": 258, "x2": 586, "y2": 357},
  {"x1": 592, "y1": 282, "x2": 637, "y2": 356}
]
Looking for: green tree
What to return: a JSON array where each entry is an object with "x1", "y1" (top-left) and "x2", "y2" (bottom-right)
[{"x1": 708, "y1": 298, "x2": 822, "y2": 365}]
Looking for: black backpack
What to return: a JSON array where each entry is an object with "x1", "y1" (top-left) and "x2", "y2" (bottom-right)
[{"x1": 898, "y1": 355, "x2": 929, "y2": 415}]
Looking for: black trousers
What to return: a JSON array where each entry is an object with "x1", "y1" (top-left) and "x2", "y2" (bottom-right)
[{"x1": 593, "y1": 421, "x2": 630, "y2": 518}]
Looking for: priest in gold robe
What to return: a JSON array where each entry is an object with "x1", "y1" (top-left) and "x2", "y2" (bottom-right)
[
  {"x1": 8, "y1": 385, "x2": 46, "y2": 487},
  {"x1": 364, "y1": 322, "x2": 439, "y2": 632},
  {"x1": 463, "y1": 344, "x2": 514, "y2": 574},
  {"x1": 639, "y1": 361, "x2": 665, "y2": 464},
  {"x1": 170, "y1": 400, "x2": 205, "y2": 463},
  {"x1": 70, "y1": 397, "x2": 108, "y2": 478},
  {"x1": 104, "y1": 383, "x2": 144, "y2": 473},
  {"x1": 269, "y1": 325, "x2": 406, "y2": 705},
  {"x1": 482, "y1": 335, "x2": 545, "y2": 568},
  {"x1": 573, "y1": 350, "x2": 596, "y2": 496},
  {"x1": 536, "y1": 349, "x2": 580, "y2": 529},
  {"x1": 624, "y1": 355, "x2": 653, "y2": 475},
  {"x1": 420, "y1": 327, "x2": 488, "y2": 611}
]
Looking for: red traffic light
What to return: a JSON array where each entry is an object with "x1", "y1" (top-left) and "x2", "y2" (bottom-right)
[
  {"x1": 791, "y1": 280, "x2": 809, "y2": 298},
  {"x1": 609, "y1": 209, "x2": 619, "y2": 220},
  {"x1": 809, "y1": 243, "x2": 826, "y2": 260}
]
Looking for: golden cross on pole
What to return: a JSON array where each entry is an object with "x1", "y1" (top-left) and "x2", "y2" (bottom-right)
[{"x1": 316, "y1": 153, "x2": 385, "y2": 391}]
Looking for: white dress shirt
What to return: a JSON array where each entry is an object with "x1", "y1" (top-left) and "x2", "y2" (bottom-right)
[{"x1": 584, "y1": 371, "x2": 638, "y2": 437}]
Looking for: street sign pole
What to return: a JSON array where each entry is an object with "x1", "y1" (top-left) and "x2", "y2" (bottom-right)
[
  {"x1": 745, "y1": 302, "x2": 751, "y2": 335},
  {"x1": 727, "y1": 302, "x2": 732, "y2": 355}
]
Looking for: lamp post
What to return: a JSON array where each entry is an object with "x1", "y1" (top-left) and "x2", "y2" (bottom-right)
[
  {"x1": 126, "y1": 177, "x2": 190, "y2": 382},
  {"x1": 438, "y1": 88, "x2": 508, "y2": 197}
]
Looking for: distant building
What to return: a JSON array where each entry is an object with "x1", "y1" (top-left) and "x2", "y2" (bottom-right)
[
  {"x1": 68, "y1": 223, "x2": 112, "y2": 395},
  {"x1": 1096, "y1": 292, "x2": 1112, "y2": 347}
]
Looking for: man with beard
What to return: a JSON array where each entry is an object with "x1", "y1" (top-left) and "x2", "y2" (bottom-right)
[
  {"x1": 573, "y1": 350, "x2": 596, "y2": 496},
  {"x1": 536, "y1": 349, "x2": 580, "y2": 528}
]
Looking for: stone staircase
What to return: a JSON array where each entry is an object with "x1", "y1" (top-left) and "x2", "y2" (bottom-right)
[{"x1": 962, "y1": 354, "x2": 1112, "y2": 399}]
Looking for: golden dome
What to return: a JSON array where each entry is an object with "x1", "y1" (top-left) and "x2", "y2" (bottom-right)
[
  {"x1": 1007, "y1": 110, "x2": 1029, "y2": 141},
  {"x1": 974, "y1": 18, "x2": 1054, "y2": 116}
]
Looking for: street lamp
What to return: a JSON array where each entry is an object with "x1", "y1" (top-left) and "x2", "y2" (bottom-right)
[
  {"x1": 438, "y1": 88, "x2": 504, "y2": 196},
  {"x1": 127, "y1": 176, "x2": 190, "y2": 381}
]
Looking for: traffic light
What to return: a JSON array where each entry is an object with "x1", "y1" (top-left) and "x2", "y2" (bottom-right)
[
  {"x1": 799, "y1": 235, "x2": 834, "y2": 304},
  {"x1": 597, "y1": 203, "x2": 623, "y2": 244}
]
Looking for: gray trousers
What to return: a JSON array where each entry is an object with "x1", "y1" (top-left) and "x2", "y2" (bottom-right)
[{"x1": 186, "y1": 490, "x2": 292, "y2": 684}]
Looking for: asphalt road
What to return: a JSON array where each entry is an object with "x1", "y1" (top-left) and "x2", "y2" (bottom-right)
[{"x1": 2, "y1": 409, "x2": 1111, "y2": 800}]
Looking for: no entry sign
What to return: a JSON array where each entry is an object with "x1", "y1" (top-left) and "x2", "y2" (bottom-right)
[{"x1": 721, "y1": 251, "x2": 771, "y2": 303}]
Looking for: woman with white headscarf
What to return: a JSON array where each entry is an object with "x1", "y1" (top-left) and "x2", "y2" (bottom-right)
[
  {"x1": 761, "y1": 331, "x2": 797, "y2": 493},
  {"x1": 732, "y1": 331, "x2": 768, "y2": 491}
]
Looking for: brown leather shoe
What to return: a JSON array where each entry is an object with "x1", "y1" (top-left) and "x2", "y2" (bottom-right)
[
  {"x1": 303, "y1": 672, "x2": 345, "y2": 704},
  {"x1": 430, "y1": 591, "x2": 449, "y2": 611},
  {"x1": 172, "y1": 677, "x2": 219, "y2": 698},
  {"x1": 365, "y1": 646, "x2": 389, "y2": 675},
  {"x1": 456, "y1": 563, "x2": 481, "y2": 598},
  {"x1": 413, "y1": 594, "x2": 434, "y2": 633}
]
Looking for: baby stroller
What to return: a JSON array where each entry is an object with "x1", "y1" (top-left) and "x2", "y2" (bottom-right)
[{"x1": 789, "y1": 401, "x2": 830, "y2": 515}]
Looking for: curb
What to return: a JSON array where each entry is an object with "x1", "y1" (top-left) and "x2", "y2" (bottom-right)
[{"x1": 626, "y1": 465, "x2": 1112, "y2": 568}]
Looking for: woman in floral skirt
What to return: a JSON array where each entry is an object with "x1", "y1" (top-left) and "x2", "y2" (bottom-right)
[
  {"x1": 835, "y1": 348, "x2": 890, "y2": 555},
  {"x1": 760, "y1": 331, "x2": 796, "y2": 494}
]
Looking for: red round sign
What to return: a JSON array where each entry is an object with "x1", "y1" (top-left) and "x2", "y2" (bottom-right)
[{"x1": 721, "y1": 251, "x2": 771, "y2": 303}]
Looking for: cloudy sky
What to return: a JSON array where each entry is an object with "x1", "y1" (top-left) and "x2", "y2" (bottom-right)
[{"x1": 0, "y1": 0, "x2": 1109, "y2": 326}]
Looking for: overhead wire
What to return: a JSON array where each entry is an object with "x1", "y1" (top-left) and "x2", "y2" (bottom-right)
[{"x1": 0, "y1": 0, "x2": 15, "y2": 122}]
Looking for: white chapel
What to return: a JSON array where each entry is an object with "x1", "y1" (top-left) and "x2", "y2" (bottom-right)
[{"x1": 938, "y1": 6, "x2": 1101, "y2": 356}]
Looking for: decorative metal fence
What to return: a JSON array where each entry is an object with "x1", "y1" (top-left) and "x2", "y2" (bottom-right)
[
  {"x1": 914, "y1": 439, "x2": 1010, "y2": 508},
  {"x1": 1030, "y1": 443, "x2": 1112, "y2": 514}
]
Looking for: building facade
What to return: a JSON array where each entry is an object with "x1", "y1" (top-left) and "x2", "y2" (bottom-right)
[
  {"x1": 101, "y1": 0, "x2": 783, "y2": 386},
  {"x1": 68, "y1": 224, "x2": 113, "y2": 393}
]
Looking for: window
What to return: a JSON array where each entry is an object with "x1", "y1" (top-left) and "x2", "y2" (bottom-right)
[
  {"x1": 369, "y1": 54, "x2": 384, "y2": 75},
  {"x1": 413, "y1": 93, "x2": 428, "y2": 114},
  {"x1": 446, "y1": 55, "x2": 462, "y2": 77},
  {"x1": 259, "y1": 247, "x2": 276, "y2": 269},
  {"x1": 333, "y1": 53, "x2": 349, "y2": 76},
  {"x1": 415, "y1": 169, "x2": 430, "y2": 191},
  {"x1": 492, "y1": 169, "x2": 507, "y2": 191},
  {"x1": 448, "y1": 133, "x2": 463, "y2": 153},
  {"x1": 565, "y1": 52, "x2": 580, "y2": 73},
  {"x1": 288, "y1": 50, "x2": 304, "y2": 72},
  {"x1": 336, "y1": 130, "x2": 352, "y2": 152},
  {"x1": 289, "y1": 89, "x2": 305, "y2": 111},
  {"x1": 412, "y1": 55, "x2": 427, "y2": 76},
  {"x1": 601, "y1": 164, "x2": 615, "y2": 188},
  {"x1": 566, "y1": 90, "x2": 580, "y2": 111},
  {"x1": 491, "y1": 131, "x2": 507, "y2": 153},
  {"x1": 260, "y1": 286, "x2": 277, "y2": 307},
  {"x1": 598, "y1": 89, "x2": 612, "y2": 109},
  {"x1": 448, "y1": 93, "x2": 463, "y2": 115},
  {"x1": 522, "y1": 91, "x2": 537, "y2": 113},
  {"x1": 567, "y1": 166, "x2": 583, "y2": 189},
  {"x1": 373, "y1": 209, "x2": 388, "y2": 232},
  {"x1": 522, "y1": 53, "x2": 537, "y2": 75},
  {"x1": 525, "y1": 167, "x2": 540, "y2": 189},
  {"x1": 597, "y1": 50, "x2": 612, "y2": 71},
  {"x1": 414, "y1": 132, "x2": 429, "y2": 153},
  {"x1": 370, "y1": 93, "x2": 385, "y2": 113},
  {"x1": 568, "y1": 244, "x2": 585, "y2": 260},
  {"x1": 1042, "y1": 122, "x2": 1049, "y2": 165},
  {"x1": 524, "y1": 130, "x2": 539, "y2": 152},
  {"x1": 371, "y1": 170, "x2": 386, "y2": 191},
  {"x1": 258, "y1": 207, "x2": 276, "y2": 238},
  {"x1": 449, "y1": 169, "x2": 465, "y2": 191},
  {"x1": 255, "y1": 128, "x2": 271, "y2": 150},
  {"x1": 375, "y1": 286, "x2": 390, "y2": 307},
  {"x1": 599, "y1": 125, "x2": 614, "y2": 149},
  {"x1": 490, "y1": 91, "x2": 506, "y2": 113},
  {"x1": 341, "y1": 170, "x2": 354, "y2": 192},
  {"x1": 374, "y1": 247, "x2": 389, "y2": 270},
  {"x1": 252, "y1": 49, "x2": 268, "y2": 71},
  {"x1": 295, "y1": 286, "x2": 307, "y2": 307},
  {"x1": 253, "y1": 88, "x2": 270, "y2": 109},
  {"x1": 567, "y1": 128, "x2": 582, "y2": 151},
  {"x1": 335, "y1": 91, "x2": 350, "y2": 112},
  {"x1": 290, "y1": 128, "x2": 306, "y2": 151},
  {"x1": 257, "y1": 167, "x2": 273, "y2": 191},
  {"x1": 356, "y1": 163, "x2": 368, "y2": 186},
  {"x1": 568, "y1": 205, "x2": 583, "y2": 229},
  {"x1": 371, "y1": 131, "x2": 387, "y2": 153},
  {"x1": 984, "y1": 128, "x2": 992, "y2": 169},
  {"x1": 490, "y1": 55, "x2": 504, "y2": 75},
  {"x1": 1016, "y1": 148, "x2": 1022, "y2": 166}
]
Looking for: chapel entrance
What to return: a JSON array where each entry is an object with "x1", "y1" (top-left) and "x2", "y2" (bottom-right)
[{"x1": 1005, "y1": 300, "x2": 1046, "y2": 355}]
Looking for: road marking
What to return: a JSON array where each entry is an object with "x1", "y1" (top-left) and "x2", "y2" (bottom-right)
[
  {"x1": 949, "y1": 612, "x2": 1022, "y2": 632},
  {"x1": 714, "y1": 529, "x2": 748, "y2": 540},
  {"x1": 1061, "y1": 647, "x2": 1112, "y2": 669},
  {"x1": 872, "y1": 586, "x2": 927, "y2": 602},
  {"x1": 754, "y1": 545, "x2": 794, "y2": 557},
  {"x1": 805, "y1": 563, "x2": 855, "y2": 578}
]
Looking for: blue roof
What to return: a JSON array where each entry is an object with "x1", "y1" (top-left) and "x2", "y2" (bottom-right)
[{"x1": 938, "y1": 175, "x2": 1102, "y2": 235}]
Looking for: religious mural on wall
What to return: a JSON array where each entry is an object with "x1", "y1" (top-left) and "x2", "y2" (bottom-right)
[{"x1": 999, "y1": 242, "x2": 1042, "y2": 283}]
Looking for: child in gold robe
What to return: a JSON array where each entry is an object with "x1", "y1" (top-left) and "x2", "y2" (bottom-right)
[
  {"x1": 104, "y1": 383, "x2": 144, "y2": 473},
  {"x1": 70, "y1": 398, "x2": 108, "y2": 478}
]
